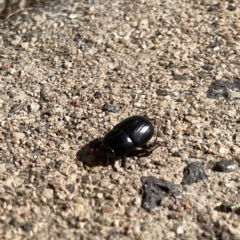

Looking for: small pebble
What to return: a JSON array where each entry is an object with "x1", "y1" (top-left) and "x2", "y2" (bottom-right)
[
  {"x1": 165, "y1": 62, "x2": 175, "y2": 69},
  {"x1": 59, "y1": 128, "x2": 68, "y2": 135},
  {"x1": 164, "y1": 127, "x2": 173, "y2": 136},
  {"x1": 21, "y1": 42, "x2": 29, "y2": 50},
  {"x1": 181, "y1": 161, "x2": 209, "y2": 185},
  {"x1": 110, "y1": 172, "x2": 120, "y2": 181},
  {"x1": 102, "y1": 103, "x2": 118, "y2": 113},
  {"x1": 215, "y1": 202, "x2": 237, "y2": 213},
  {"x1": 235, "y1": 208, "x2": 240, "y2": 215},
  {"x1": 30, "y1": 102, "x2": 40, "y2": 112},
  {"x1": 172, "y1": 190, "x2": 183, "y2": 199},
  {"x1": 172, "y1": 152, "x2": 182, "y2": 157},
  {"x1": 106, "y1": 193, "x2": 117, "y2": 201},
  {"x1": 169, "y1": 147, "x2": 178, "y2": 153},
  {"x1": 73, "y1": 196, "x2": 84, "y2": 204},
  {"x1": 107, "y1": 230, "x2": 118, "y2": 240},
  {"x1": 138, "y1": 233, "x2": 153, "y2": 240},
  {"x1": 132, "y1": 197, "x2": 141, "y2": 207},
  {"x1": 41, "y1": 86, "x2": 52, "y2": 100},
  {"x1": 172, "y1": 223, "x2": 184, "y2": 235},
  {"x1": 213, "y1": 160, "x2": 238, "y2": 173},
  {"x1": 9, "y1": 68, "x2": 17, "y2": 74},
  {"x1": 133, "y1": 224, "x2": 141, "y2": 235},
  {"x1": 234, "y1": 132, "x2": 240, "y2": 142},
  {"x1": 21, "y1": 222, "x2": 33, "y2": 232},
  {"x1": 133, "y1": 102, "x2": 142, "y2": 108},
  {"x1": 94, "y1": 92, "x2": 102, "y2": 99},
  {"x1": 81, "y1": 175, "x2": 92, "y2": 183},
  {"x1": 125, "y1": 206, "x2": 138, "y2": 217},
  {"x1": 42, "y1": 188, "x2": 54, "y2": 199},
  {"x1": 66, "y1": 184, "x2": 75, "y2": 193},
  {"x1": 12, "y1": 132, "x2": 25, "y2": 144},
  {"x1": 156, "y1": 89, "x2": 168, "y2": 96},
  {"x1": 172, "y1": 75, "x2": 187, "y2": 81},
  {"x1": 168, "y1": 212, "x2": 184, "y2": 219},
  {"x1": 141, "y1": 176, "x2": 179, "y2": 213},
  {"x1": 55, "y1": 160, "x2": 62, "y2": 169},
  {"x1": 0, "y1": 164, "x2": 6, "y2": 174},
  {"x1": 96, "y1": 192, "x2": 104, "y2": 199},
  {"x1": 201, "y1": 64, "x2": 213, "y2": 71},
  {"x1": 170, "y1": 91, "x2": 181, "y2": 98},
  {"x1": 184, "y1": 203, "x2": 192, "y2": 210},
  {"x1": 101, "y1": 205, "x2": 113, "y2": 213},
  {"x1": 197, "y1": 213, "x2": 209, "y2": 223}
]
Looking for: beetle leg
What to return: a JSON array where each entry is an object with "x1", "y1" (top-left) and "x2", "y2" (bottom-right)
[
  {"x1": 142, "y1": 141, "x2": 161, "y2": 150},
  {"x1": 130, "y1": 141, "x2": 161, "y2": 157},
  {"x1": 121, "y1": 156, "x2": 127, "y2": 168},
  {"x1": 111, "y1": 160, "x2": 118, "y2": 171},
  {"x1": 148, "y1": 142, "x2": 161, "y2": 154}
]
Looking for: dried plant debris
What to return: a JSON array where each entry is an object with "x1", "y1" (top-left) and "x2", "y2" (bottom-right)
[
  {"x1": 141, "y1": 176, "x2": 179, "y2": 213},
  {"x1": 212, "y1": 160, "x2": 238, "y2": 173},
  {"x1": 181, "y1": 162, "x2": 209, "y2": 185}
]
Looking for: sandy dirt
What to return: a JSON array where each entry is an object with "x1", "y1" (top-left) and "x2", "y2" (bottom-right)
[{"x1": 0, "y1": 0, "x2": 240, "y2": 239}]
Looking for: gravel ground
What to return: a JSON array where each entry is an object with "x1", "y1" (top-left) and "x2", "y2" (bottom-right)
[{"x1": 0, "y1": 0, "x2": 240, "y2": 239}]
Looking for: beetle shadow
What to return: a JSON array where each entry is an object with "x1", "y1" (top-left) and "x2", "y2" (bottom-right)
[
  {"x1": 76, "y1": 139, "x2": 162, "y2": 169},
  {"x1": 76, "y1": 138, "x2": 105, "y2": 167},
  {"x1": 76, "y1": 138, "x2": 123, "y2": 168}
]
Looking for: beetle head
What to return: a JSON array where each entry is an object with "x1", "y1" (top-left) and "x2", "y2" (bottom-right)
[{"x1": 99, "y1": 145, "x2": 115, "y2": 161}]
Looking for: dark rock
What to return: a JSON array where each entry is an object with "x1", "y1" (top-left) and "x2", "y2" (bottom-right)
[
  {"x1": 36, "y1": 124, "x2": 49, "y2": 133},
  {"x1": 207, "y1": 41, "x2": 221, "y2": 49},
  {"x1": 235, "y1": 207, "x2": 240, "y2": 215},
  {"x1": 106, "y1": 71, "x2": 114, "y2": 75},
  {"x1": 207, "y1": 4, "x2": 220, "y2": 12},
  {"x1": 107, "y1": 229, "x2": 118, "y2": 240},
  {"x1": 73, "y1": 34, "x2": 82, "y2": 42},
  {"x1": 67, "y1": 216, "x2": 81, "y2": 228},
  {"x1": 21, "y1": 222, "x2": 33, "y2": 232},
  {"x1": 141, "y1": 176, "x2": 179, "y2": 213},
  {"x1": 55, "y1": 160, "x2": 62, "y2": 169},
  {"x1": 102, "y1": 103, "x2": 118, "y2": 113},
  {"x1": 227, "y1": 5, "x2": 236, "y2": 11},
  {"x1": 215, "y1": 202, "x2": 237, "y2": 213},
  {"x1": 9, "y1": 217, "x2": 15, "y2": 226},
  {"x1": 172, "y1": 190, "x2": 183, "y2": 199},
  {"x1": 81, "y1": 115, "x2": 92, "y2": 120},
  {"x1": 201, "y1": 64, "x2": 213, "y2": 71},
  {"x1": 172, "y1": 75, "x2": 187, "y2": 81},
  {"x1": 94, "y1": 91, "x2": 102, "y2": 99},
  {"x1": 172, "y1": 151, "x2": 182, "y2": 157},
  {"x1": 207, "y1": 82, "x2": 231, "y2": 99},
  {"x1": 212, "y1": 160, "x2": 238, "y2": 173},
  {"x1": 165, "y1": 62, "x2": 175, "y2": 69},
  {"x1": 206, "y1": 79, "x2": 240, "y2": 100},
  {"x1": 181, "y1": 161, "x2": 209, "y2": 185},
  {"x1": 66, "y1": 184, "x2": 75, "y2": 193},
  {"x1": 156, "y1": 89, "x2": 168, "y2": 96}
]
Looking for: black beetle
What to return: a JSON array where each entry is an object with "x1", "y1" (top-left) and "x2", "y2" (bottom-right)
[{"x1": 99, "y1": 116, "x2": 158, "y2": 170}]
